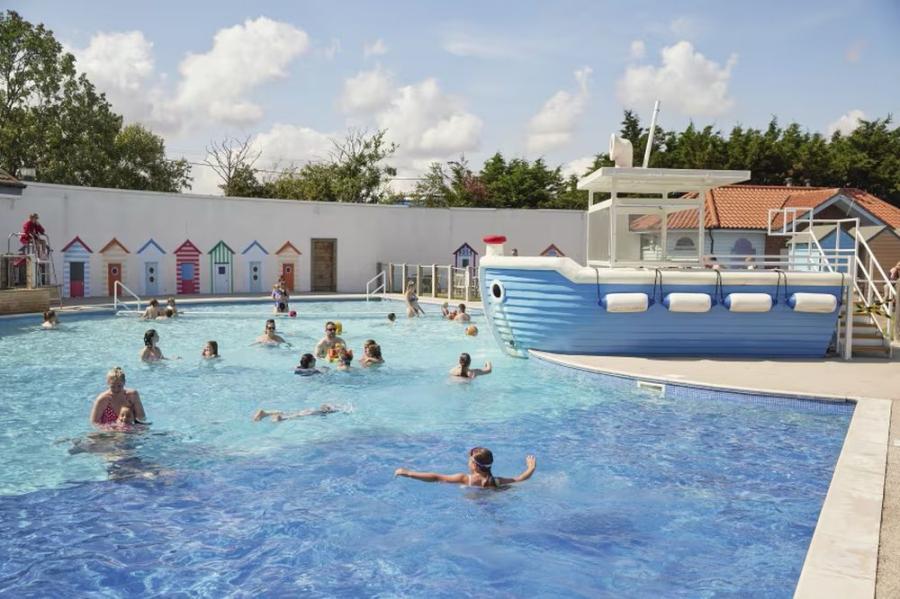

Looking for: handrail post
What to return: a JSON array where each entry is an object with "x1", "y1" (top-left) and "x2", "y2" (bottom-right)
[
  {"x1": 401, "y1": 264, "x2": 407, "y2": 292},
  {"x1": 893, "y1": 280, "x2": 900, "y2": 343},
  {"x1": 416, "y1": 265, "x2": 422, "y2": 297},
  {"x1": 431, "y1": 265, "x2": 437, "y2": 298},
  {"x1": 447, "y1": 265, "x2": 453, "y2": 299},
  {"x1": 464, "y1": 268, "x2": 471, "y2": 303}
]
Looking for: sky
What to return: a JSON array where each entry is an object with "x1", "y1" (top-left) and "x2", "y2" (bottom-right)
[{"x1": 9, "y1": 0, "x2": 900, "y2": 194}]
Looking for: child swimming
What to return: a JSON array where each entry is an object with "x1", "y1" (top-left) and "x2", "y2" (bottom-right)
[
  {"x1": 201, "y1": 340, "x2": 219, "y2": 359},
  {"x1": 395, "y1": 447, "x2": 536, "y2": 488},
  {"x1": 294, "y1": 353, "x2": 323, "y2": 376},
  {"x1": 360, "y1": 340, "x2": 384, "y2": 367}
]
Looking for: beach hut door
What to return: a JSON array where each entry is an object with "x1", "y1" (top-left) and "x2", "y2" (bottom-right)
[
  {"x1": 70, "y1": 262, "x2": 85, "y2": 297},
  {"x1": 213, "y1": 263, "x2": 231, "y2": 294},
  {"x1": 281, "y1": 263, "x2": 294, "y2": 292},
  {"x1": 144, "y1": 262, "x2": 158, "y2": 295},
  {"x1": 107, "y1": 263, "x2": 122, "y2": 296},
  {"x1": 249, "y1": 261, "x2": 262, "y2": 292}
]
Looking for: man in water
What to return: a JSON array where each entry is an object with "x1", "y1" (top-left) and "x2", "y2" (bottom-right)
[{"x1": 314, "y1": 321, "x2": 346, "y2": 358}]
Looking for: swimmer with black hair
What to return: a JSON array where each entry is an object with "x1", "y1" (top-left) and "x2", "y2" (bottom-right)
[
  {"x1": 450, "y1": 352, "x2": 491, "y2": 378},
  {"x1": 395, "y1": 447, "x2": 536, "y2": 488},
  {"x1": 140, "y1": 329, "x2": 166, "y2": 362},
  {"x1": 387, "y1": 312, "x2": 396, "y2": 322},
  {"x1": 253, "y1": 404, "x2": 341, "y2": 422},
  {"x1": 294, "y1": 353, "x2": 323, "y2": 376},
  {"x1": 141, "y1": 299, "x2": 160, "y2": 320},
  {"x1": 41, "y1": 309, "x2": 58, "y2": 329}
]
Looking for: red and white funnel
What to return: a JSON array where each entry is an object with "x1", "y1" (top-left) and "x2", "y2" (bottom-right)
[{"x1": 483, "y1": 235, "x2": 507, "y2": 257}]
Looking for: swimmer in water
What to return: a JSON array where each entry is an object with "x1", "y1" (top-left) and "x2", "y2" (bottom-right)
[
  {"x1": 141, "y1": 299, "x2": 160, "y2": 320},
  {"x1": 314, "y1": 321, "x2": 346, "y2": 358},
  {"x1": 336, "y1": 347, "x2": 354, "y2": 371},
  {"x1": 253, "y1": 404, "x2": 340, "y2": 422},
  {"x1": 166, "y1": 297, "x2": 178, "y2": 316},
  {"x1": 450, "y1": 352, "x2": 491, "y2": 379},
  {"x1": 157, "y1": 307, "x2": 176, "y2": 319},
  {"x1": 405, "y1": 281, "x2": 425, "y2": 317},
  {"x1": 41, "y1": 309, "x2": 58, "y2": 329},
  {"x1": 387, "y1": 312, "x2": 396, "y2": 322},
  {"x1": 253, "y1": 319, "x2": 290, "y2": 346},
  {"x1": 114, "y1": 406, "x2": 136, "y2": 429},
  {"x1": 140, "y1": 329, "x2": 167, "y2": 362},
  {"x1": 395, "y1": 447, "x2": 536, "y2": 488},
  {"x1": 90, "y1": 367, "x2": 147, "y2": 426},
  {"x1": 360, "y1": 340, "x2": 384, "y2": 367},
  {"x1": 201, "y1": 340, "x2": 219, "y2": 359},
  {"x1": 294, "y1": 353, "x2": 323, "y2": 376},
  {"x1": 455, "y1": 303, "x2": 471, "y2": 323}
]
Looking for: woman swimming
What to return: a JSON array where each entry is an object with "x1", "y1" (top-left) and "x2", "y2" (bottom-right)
[
  {"x1": 395, "y1": 447, "x2": 536, "y2": 488},
  {"x1": 90, "y1": 367, "x2": 147, "y2": 426},
  {"x1": 140, "y1": 329, "x2": 167, "y2": 362},
  {"x1": 450, "y1": 352, "x2": 491, "y2": 378}
]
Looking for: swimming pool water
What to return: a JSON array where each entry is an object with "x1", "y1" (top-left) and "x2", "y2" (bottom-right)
[{"x1": 0, "y1": 301, "x2": 852, "y2": 597}]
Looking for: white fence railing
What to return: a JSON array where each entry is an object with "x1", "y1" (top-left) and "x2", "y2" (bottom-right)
[{"x1": 380, "y1": 263, "x2": 480, "y2": 302}]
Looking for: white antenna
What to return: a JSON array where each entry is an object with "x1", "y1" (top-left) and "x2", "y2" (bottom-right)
[{"x1": 642, "y1": 100, "x2": 660, "y2": 168}]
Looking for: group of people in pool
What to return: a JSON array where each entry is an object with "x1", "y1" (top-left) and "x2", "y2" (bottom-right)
[{"x1": 84, "y1": 289, "x2": 530, "y2": 488}]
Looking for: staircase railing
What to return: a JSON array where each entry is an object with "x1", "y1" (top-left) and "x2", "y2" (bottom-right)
[
  {"x1": 114, "y1": 280, "x2": 143, "y2": 313},
  {"x1": 365, "y1": 270, "x2": 386, "y2": 302},
  {"x1": 852, "y1": 231, "x2": 895, "y2": 349}
]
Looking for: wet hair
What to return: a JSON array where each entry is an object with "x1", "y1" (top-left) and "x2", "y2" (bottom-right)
[
  {"x1": 325, "y1": 321, "x2": 336, "y2": 330},
  {"x1": 206, "y1": 340, "x2": 218, "y2": 356},
  {"x1": 458, "y1": 303, "x2": 466, "y2": 312},
  {"x1": 367, "y1": 344, "x2": 382, "y2": 359},
  {"x1": 387, "y1": 313, "x2": 396, "y2": 321},
  {"x1": 106, "y1": 366, "x2": 126, "y2": 383},
  {"x1": 43, "y1": 309, "x2": 55, "y2": 322},
  {"x1": 167, "y1": 297, "x2": 176, "y2": 305},
  {"x1": 469, "y1": 447, "x2": 497, "y2": 487},
  {"x1": 299, "y1": 353, "x2": 316, "y2": 369},
  {"x1": 340, "y1": 348, "x2": 354, "y2": 365},
  {"x1": 164, "y1": 307, "x2": 175, "y2": 317},
  {"x1": 265, "y1": 318, "x2": 276, "y2": 331},
  {"x1": 118, "y1": 406, "x2": 134, "y2": 424},
  {"x1": 149, "y1": 299, "x2": 159, "y2": 307},
  {"x1": 143, "y1": 329, "x2": 158, "y2": 347},
  {"x1": 364, "y1": 339, "x2": 376, "y2": 348},
  {"x1": 459, "y1": 352, "x2": 472, "y2": 368}
]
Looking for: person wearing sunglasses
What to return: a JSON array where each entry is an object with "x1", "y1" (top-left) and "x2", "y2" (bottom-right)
[
  {"x1": 395, "y1": 447, "x2": 536, "y2": 488},
  {"x1": 253, "y1": 319, "x2": 290, "y2": 346},
  {"x1": 314, "y1": 321, "x2": 346, "y2": 358}
]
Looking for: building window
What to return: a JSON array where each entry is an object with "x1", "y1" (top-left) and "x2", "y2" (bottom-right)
[
  {"x1": 732, "y1": 238, "x2": 756, "y2": 256},
  {"x1": 675, "y1": 237, "x2": 695, "y2": 250}
]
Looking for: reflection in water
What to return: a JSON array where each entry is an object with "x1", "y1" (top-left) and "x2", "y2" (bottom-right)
[{"x1": 64, "y1": 428, "x2": 174, "y2": 481}]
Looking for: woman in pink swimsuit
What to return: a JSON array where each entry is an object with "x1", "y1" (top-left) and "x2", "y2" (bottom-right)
[{"x1": 90, "y1": 367, "x2": 147, "y2": 426}]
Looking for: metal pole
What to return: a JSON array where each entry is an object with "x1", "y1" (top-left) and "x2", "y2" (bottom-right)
[
  {"x1": 401, "y1": 264, "x2": 407, "y2": 293},
  {"x1": 893, "y1": 281, "x2": 899, "y2": 343},
  {"x1": 464, "y1": 267, "x2": 471, "y2": 303},
  {"x1": 431, "y1": 265, "x2": 437, "y2": 298},
  {"x1": 642, "y1": 100, "x2": 660, "y2": 168}
]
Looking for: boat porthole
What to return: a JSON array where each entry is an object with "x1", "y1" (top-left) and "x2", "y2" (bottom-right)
[{"x1": 489, "y1": 280, "x2": 505, "y2": 303}]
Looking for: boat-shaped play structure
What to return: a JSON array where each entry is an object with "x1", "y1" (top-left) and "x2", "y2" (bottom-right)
[{"x1": 479, "y1": 133, "x2": 855, "y2": 359}]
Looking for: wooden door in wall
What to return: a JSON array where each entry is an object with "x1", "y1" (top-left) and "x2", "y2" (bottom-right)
[
  {"x1": 107, "y1": 263, "x2": 122, "y2": 296},
  {"x1": 311, "y1": 239, "x2": 336, "y2": 292},
  {"x1": 280, "y1": 263, "x2": 295, "y2": 292},
  {"x1": 70, "y1": 262, "x2": 85, "y2": 297}
]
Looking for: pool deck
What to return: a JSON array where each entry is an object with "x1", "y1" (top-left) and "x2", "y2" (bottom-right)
[{"x1": 532, "y1": 350, "x2": 899, "y2": 599}]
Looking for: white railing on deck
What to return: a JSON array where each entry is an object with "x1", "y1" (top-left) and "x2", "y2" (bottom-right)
[
  {"x1": 365, "y1": 271, "x2": 386, "y2": 302},
  {"x1": 382, "y1": 263, "x2": 480, "y2": 302},
  {"x1": 114, "y1": 280, "x2": 143, "y2": 313}
]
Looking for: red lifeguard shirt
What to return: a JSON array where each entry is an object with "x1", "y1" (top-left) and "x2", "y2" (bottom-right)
[{"x1": 20, "y1": 219, "x2": 45, "y2": 245}]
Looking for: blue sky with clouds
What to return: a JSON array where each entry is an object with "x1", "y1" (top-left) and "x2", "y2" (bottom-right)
[{"x1": 9, "y1": 0, "x2": 900, "y2": 192}]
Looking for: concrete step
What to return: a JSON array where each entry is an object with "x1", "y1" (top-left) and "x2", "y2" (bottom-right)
[{"x1": 852, "y1": 345, "x2": 891, "y2": 357}]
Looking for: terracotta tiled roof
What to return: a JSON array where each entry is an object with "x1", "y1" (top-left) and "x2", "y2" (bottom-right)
[
  {"x1": 632, "y1": 185, "x2": 900, "y2": 231},
  {"x1": 0, "y1": 169, "x2": 26, "y2": 188}
]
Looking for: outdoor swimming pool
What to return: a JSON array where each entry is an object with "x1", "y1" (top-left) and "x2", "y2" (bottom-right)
[{"x1": 0, "y1": 300, "x2": 852, "y2": 597}]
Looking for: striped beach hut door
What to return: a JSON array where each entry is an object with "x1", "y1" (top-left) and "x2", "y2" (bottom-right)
[
  {"x1": 174, "y1": 240, "x2": 201, "y2": 295},
  {"x1": 208, "y1": 241, "x2": 235, "y2": 294}
]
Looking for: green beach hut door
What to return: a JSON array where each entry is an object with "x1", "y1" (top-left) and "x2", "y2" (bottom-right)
[{"x1": 208, "y1": 241, "x2": 235, "y2": 295}]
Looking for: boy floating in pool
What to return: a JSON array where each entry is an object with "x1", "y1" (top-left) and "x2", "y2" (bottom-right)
[
  {"x1": 253, "y1": 404, "x2": 341, "y2": 422},
  {"x1": 395, "y1": 447, "x2": 536, "y2": 488}
]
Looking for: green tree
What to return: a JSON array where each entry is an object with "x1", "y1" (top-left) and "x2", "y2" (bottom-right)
[{"x1": 0, "y1": 10, "x2": 191, "y2": 190}]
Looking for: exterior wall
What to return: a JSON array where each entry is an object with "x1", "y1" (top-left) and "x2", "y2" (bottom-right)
[
  {"x1": 867, "y1": 230, "x2": 900, "y2": 273},
  {"x1": 0, "y1": 183, "x2": 586, "y2": 296},
  {"x1": 0, "y1": 288, "x2": 50, "y2": 315}
]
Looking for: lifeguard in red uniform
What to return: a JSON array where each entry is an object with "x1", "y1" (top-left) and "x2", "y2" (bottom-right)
[{"x1": 20, "y1": 213, "x2": 47, "y2": 257}]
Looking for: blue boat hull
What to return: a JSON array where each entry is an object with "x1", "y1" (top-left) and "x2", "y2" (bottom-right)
[{"x1": 480, "y1": 265, "x2": 843, "y2": 358}]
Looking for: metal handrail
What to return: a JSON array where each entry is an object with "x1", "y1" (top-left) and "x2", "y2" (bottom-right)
[
  {"x1": 365, "y1": 271, "x2": 386, "y2": 302},
  {"x1": 114, "y1": 280, "x2": 143, "y2": 313}
]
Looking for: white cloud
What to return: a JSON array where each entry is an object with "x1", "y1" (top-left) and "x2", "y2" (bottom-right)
[
  {"x1": 363, "y1": 39, "x2": 387, "y2": 58},
  {"x1": 339, "y1": 66, "x2": 394, "y2": 114},
  {"x1": 174, "y1": 17, "x2": 310, "y2": 126},
  {"x1": 561, "y1": 156, "x2": 595, "y2": 179},
  {"x1": 629, "y1": 40, "x2": 646, "y2": 60},
  {"x1": 827, "y1": 109, "x2": 866, "y2": 136},
  {"x1": 669, "y1": 17, "x2": 699, "y2": 38},
  {"x1": 376, "y1": 78, "x2": 482, "y2": 158},
  {"x1": 251, "y1": 124, "x2": 334, "y2": 170},
  {"x1": 617, "y1": 41, "x2": 736, "y2": 117},
  {"x1": 442, "y1": 30, "x2": 521, "y2": 59},
  {"x1": 526, "y1": 67, "x2": 592, "y2": 154}
]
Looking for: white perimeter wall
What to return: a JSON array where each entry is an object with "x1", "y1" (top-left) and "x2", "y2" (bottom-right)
[{"x1": 0, "y1": 183, "x2": 586, "y2": 296}]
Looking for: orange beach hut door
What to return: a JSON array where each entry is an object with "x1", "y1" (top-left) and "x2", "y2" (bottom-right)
[
  {"x1": 107, "y1": 263, "x2": 122, "y2": 296},
  {"x1": 281, "y1": 263, "x2": 294, "y2": 291}
]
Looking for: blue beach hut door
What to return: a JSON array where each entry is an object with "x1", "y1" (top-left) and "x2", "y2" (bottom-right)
[
  {"x1": 145, "y1": 262, "x2": 159, "y2": 295},
  {"x1": 249, "y1": 261, "x2": 262, "y2": 292}
]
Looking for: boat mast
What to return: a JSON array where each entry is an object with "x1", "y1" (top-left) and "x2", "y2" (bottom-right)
[{"x1": 642, "y1": 100, "x2": 660, "y2": 168}]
